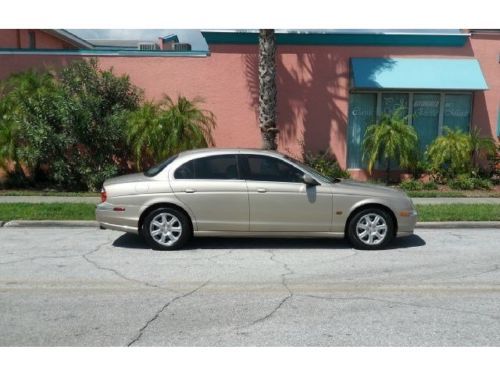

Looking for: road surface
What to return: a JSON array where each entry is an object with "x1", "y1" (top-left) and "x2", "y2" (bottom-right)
[{"x1": 0, "y1": 227, "x2": 499, "y2": 346}]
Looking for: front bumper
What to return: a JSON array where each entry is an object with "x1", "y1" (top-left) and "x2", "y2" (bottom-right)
[{"x1": 397, "y1": 209, "x2": 418, "y2": 236}]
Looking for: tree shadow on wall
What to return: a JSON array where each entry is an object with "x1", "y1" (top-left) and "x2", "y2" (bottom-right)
[{"x1": 244, "y1": 50, "x2": 349, "y2": 159}]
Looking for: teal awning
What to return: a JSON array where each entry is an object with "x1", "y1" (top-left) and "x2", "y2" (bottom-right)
[{"x1": 351, "y1": 58, "x2": 488, "y2": 90}]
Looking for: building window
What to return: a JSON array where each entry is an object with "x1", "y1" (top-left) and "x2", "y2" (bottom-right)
[
  {"x1": 347, "y1": 91, "x2": 473, "y2": 169},
  {"x1": 28, "y1": 31, "x2": 36, "y2": 49}
]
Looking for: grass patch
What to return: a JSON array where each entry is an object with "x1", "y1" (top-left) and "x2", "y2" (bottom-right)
[
  {"x1": 0, "y1": 190, "x2": 99, "y2": 197},
  {"x1": 0, "y1": 203, "x2": 95, "y2": 221},
  {"x1": 407, "y1": 191, "x2": 466, "y2": 198},
  {"x1": 0, "y1": 203, "x2": 499, "y2": 223},
  {"x1": 415, "y1": 204, "x2": 500, "y2": 222}
]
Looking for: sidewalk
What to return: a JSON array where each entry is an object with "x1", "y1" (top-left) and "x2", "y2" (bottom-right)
[
  {"x1": 411, "y1": 197, "x2": 500, "y2": 205},
  {"x1": 0, "y1": 196, "x2": 499, "y2": 205}
]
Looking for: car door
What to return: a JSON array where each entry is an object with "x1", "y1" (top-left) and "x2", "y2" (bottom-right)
[
  {"x1": 169, "y1": 153, "x2": 249, "y2": 231},
  {"x1": 241, "y1": 154, "x2": 333, "y2": 232}
]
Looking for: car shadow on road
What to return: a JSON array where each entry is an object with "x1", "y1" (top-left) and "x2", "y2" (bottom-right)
[{"x1": 112, "y1": 233, "x2": 426, "y2": 251}]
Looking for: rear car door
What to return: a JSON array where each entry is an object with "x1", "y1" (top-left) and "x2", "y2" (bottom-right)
[
  {"x1": 241, "y1": 154, "x2": 333, "y2": 232},
  {"x1": 169, "y1": 153, "x2": 249, "y2": 231}
]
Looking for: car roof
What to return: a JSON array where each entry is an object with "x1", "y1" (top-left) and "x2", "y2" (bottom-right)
[{"x1": 178, "y1": 148, "x2": 286, "y2": 158}]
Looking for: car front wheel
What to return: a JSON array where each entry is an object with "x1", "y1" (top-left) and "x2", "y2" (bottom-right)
[
  {"x1": 142, "y1": 207, "x2": 191, "y2": 250},
  {"x1": 347, "y1": 208, "x2": 395, "y2": 250}
]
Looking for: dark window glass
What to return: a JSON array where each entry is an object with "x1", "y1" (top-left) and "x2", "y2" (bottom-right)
[
  {"x1": 144, "y1": 155, "x2": 178, "y2": 177},
  {"x1": 443, "y1": 94, "x2": 472, "y2": 133},
  {"x1": 28, "y1": 31, "x2": 36, "y2": 49},
  {"x1": 194, "y1": 155, "x2": 239, "y2": 180},
  {"x1": 174, "y1": 160, "x2": 195, "y2": 179},
  {"x1": 245, "y1": 155, "x2": 303, "y2": 182}
]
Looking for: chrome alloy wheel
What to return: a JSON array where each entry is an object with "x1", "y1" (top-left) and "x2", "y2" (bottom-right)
[
  {"x1": 149, "y1": 212, "x2": 183, "y2": 246},
  {"x1": 355, "y1": 213, "x2": 388, "y2": 245}
]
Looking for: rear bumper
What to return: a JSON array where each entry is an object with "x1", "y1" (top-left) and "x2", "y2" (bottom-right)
[{"x1": 95, "y1": 202, "x2": 139, "y2": 234}]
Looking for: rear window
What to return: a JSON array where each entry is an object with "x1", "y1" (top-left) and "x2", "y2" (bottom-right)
[
  {"x1": 144, "y1": 155, "x2": 178, "y2": 177},
  {"x1": 174, "y1": 155, "x2": 239, "y2": 180}
]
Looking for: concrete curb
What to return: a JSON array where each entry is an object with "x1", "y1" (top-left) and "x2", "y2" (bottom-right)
[
  {"x1": 0, "y1": 220, "x2": 499, "y2": 229},
  {"x1": 2, "y1": 220, "x2": 99, "y2": 228},
  {"x1": 416, "y1": 221, "x2": 500, "y2": 229}
]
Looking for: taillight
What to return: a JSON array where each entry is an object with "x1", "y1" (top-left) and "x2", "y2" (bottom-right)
[{"x1": 101, "y1": 188, "x2": 107, "y2": 203}]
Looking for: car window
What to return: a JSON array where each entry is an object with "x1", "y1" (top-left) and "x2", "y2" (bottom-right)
[
  {"x1": 174, "y1": 155, "x2": 239, "y2": 180},
  {"x1": 174, "y1": 160, "x2": 195, "y2": 179},
  {"x1": 245, "y1": 155, "x2": 304, "y2": 183},
  {"x1": 144, "y1": 155, "x2": 178, "y2": 177}
]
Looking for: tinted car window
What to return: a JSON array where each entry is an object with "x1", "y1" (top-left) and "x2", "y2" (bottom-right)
[
  {"x1": 144, "y1": 155, "x2": 178, "y2": 177},
  {"x1": 245, "y1": 155, "x2": 304, "y2": 182},
  {"x1": 174, "y1": 160, "x2": 195, "y2": 179},
  {"x1": 174, "y1": 155, "x2": 239, "y2": 180},
  {"x1": 196, "y1": 155, "x2": 239, "y2": 179}
]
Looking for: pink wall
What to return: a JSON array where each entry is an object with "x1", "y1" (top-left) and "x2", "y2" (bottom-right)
[
  {"x1": 1, "y1": 31, "x2": 499, "y2": 181},
  {"x1": 470, "y1": 34, "x2": 500, "y2": 139},
  {"x1": 0, "y1": 29, "x2": 72, "y2": 49}
]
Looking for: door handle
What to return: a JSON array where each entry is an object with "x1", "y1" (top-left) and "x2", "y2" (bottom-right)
[
  {"x1": 256, "y1": 188, "x2": 267, "y2": 193},
  {"x1": 185, "y1": 188, "x2": 196, "y2": 193}
]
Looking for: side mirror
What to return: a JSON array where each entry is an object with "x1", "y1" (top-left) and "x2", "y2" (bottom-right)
[{"x1": 303, "y1": 174, "x2": 319, "y2": 186}]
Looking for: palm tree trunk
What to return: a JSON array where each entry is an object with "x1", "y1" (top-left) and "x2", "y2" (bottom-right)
[{"x1": 258, "y1": 29, "x2": 278, "y2": 150}]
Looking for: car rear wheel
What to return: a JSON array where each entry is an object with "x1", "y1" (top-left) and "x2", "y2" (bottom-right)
[
  {"x1": 347, "y1": 208, "x2": 395, "y2": 250},
  {"x1": 142, "y1": 207, "x2": 191, "y2": 250}
]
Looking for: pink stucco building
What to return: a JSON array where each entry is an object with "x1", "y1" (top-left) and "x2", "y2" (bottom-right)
[{"x1": 0, "y1": 29, "x2": 498, "y2": 180}]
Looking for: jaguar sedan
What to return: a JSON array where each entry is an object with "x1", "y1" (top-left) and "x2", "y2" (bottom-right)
[{"x1": 96, "y1": 148, "x2": 417, "y2": 250}]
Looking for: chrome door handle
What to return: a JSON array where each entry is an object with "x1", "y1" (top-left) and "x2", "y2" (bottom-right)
[
  {"x1": 185, "y1": 188, "x2": 196, "y2": 193},
  {"x1": 256, "y1": 188, "x2": 267, "y2": 193}
]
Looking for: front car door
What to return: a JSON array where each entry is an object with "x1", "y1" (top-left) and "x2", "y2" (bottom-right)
[
  {"x1": 169, "y1": 153, "x2": 249, "y2": 231},
  {"x1": 241, "y1": 154, "x2": 333, "y2": 232}
]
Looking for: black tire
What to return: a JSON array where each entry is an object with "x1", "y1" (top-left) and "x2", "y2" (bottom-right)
[
  {"x1": 347, "y1": 207, "x2": 395, "y2": 250},
  {"x1": 141, "y1": 207, "x2": 192, "y2": 250}
]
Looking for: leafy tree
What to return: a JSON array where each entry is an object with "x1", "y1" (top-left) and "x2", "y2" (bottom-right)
[
  {"x1": 126, "y1": 95, "x2": 216, "y2": 169},
  {"x1": 426, "y1": 127, "x2": 471, "y2": 179},
  {"x1": 362, "y1": 108, "x2": 418, "y2": 183},
  {"x1": 259, "y1": 29, "x2": 278, "y2": 150},
  {"x1": 0, "y1": 58, "x2": 141, "y2": 190}
]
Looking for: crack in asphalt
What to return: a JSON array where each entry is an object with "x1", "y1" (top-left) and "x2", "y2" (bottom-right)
[
  {"x1": 453, "y1": 264, "x2": 500, "y2": 280},
  {"x1": 207, "y1": 250, "x2": 233, "y2": 263},
  {"x1": 300, "y1": 294, "x2": 500, "y2": 321},
  {"x1": 81, "y1": 241, "x2": 177, "y2": 292},
  {"x1": 239, "y1": 250, "x2": 295, "y2": 329},
  {"x1": 0, "y1": 253, "x2": 83, "y2": 265},
  {"x1": 127, "y1": 280, "x2": 210, "y2": 346}
]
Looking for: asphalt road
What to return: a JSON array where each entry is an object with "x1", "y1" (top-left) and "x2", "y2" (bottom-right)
[{"x1": 1, "y1": 227, "x2": 499, "y2": 346}]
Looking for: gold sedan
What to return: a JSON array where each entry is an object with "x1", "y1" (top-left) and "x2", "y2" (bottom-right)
[{"x1": 96, "y1": 149, "x2": 417, "y2": 250}]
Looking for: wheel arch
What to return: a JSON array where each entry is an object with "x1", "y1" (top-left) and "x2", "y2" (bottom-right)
[
  {"x1": 138, "y1": 202, "x2": 195, "y2": 233},
  {"x1": 344, "y1": 202, "x2": 398, "y2": 237}
]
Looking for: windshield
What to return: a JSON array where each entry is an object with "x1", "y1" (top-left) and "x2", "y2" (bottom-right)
[
  {"x1": 285, "y1": 156, "x2": 338, "y2": 184},
  {"x1": 144, "y1": 155, "x2": 178, "y2": 177}
]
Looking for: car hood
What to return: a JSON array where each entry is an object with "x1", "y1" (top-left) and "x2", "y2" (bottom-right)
[
  {"x1": 334, "y1": 179, "x2": 406, "y2": 198},
  {"x1": 103, "y1": 173, "x2": 150, "y2": 187}
]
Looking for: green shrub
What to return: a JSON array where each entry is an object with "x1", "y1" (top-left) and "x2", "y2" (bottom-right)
[
  {"x1": 426, "y1": 128, "x2": 472, "y2": 179},
  {"x1": 471, "y1": 177, "x2": 493, "y2": 190},
  {"x1": 126, "y1": 96, "x2": 216, "y2": 170},
  {"x1": 448, "y1": 175, "x2": 475, "y2": 190},
  {"x1": 422, "y1": 180, "x2": 438, "y2": 190},
  {"x1": 303, "y1": 149, "x2": 350, "y2": 179},
  {"x1": 0, "y1": 59, "x2": 141, "y2": 191},
  {"x1": 362, "y1": 107, "x2": 418, "y2": 183},
  {"x1": 399, "y1": 179, "x2": 424, "y2": 191},
  {"x1": 447, "y1": 175, "x2": 492, "y2": 190}
]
